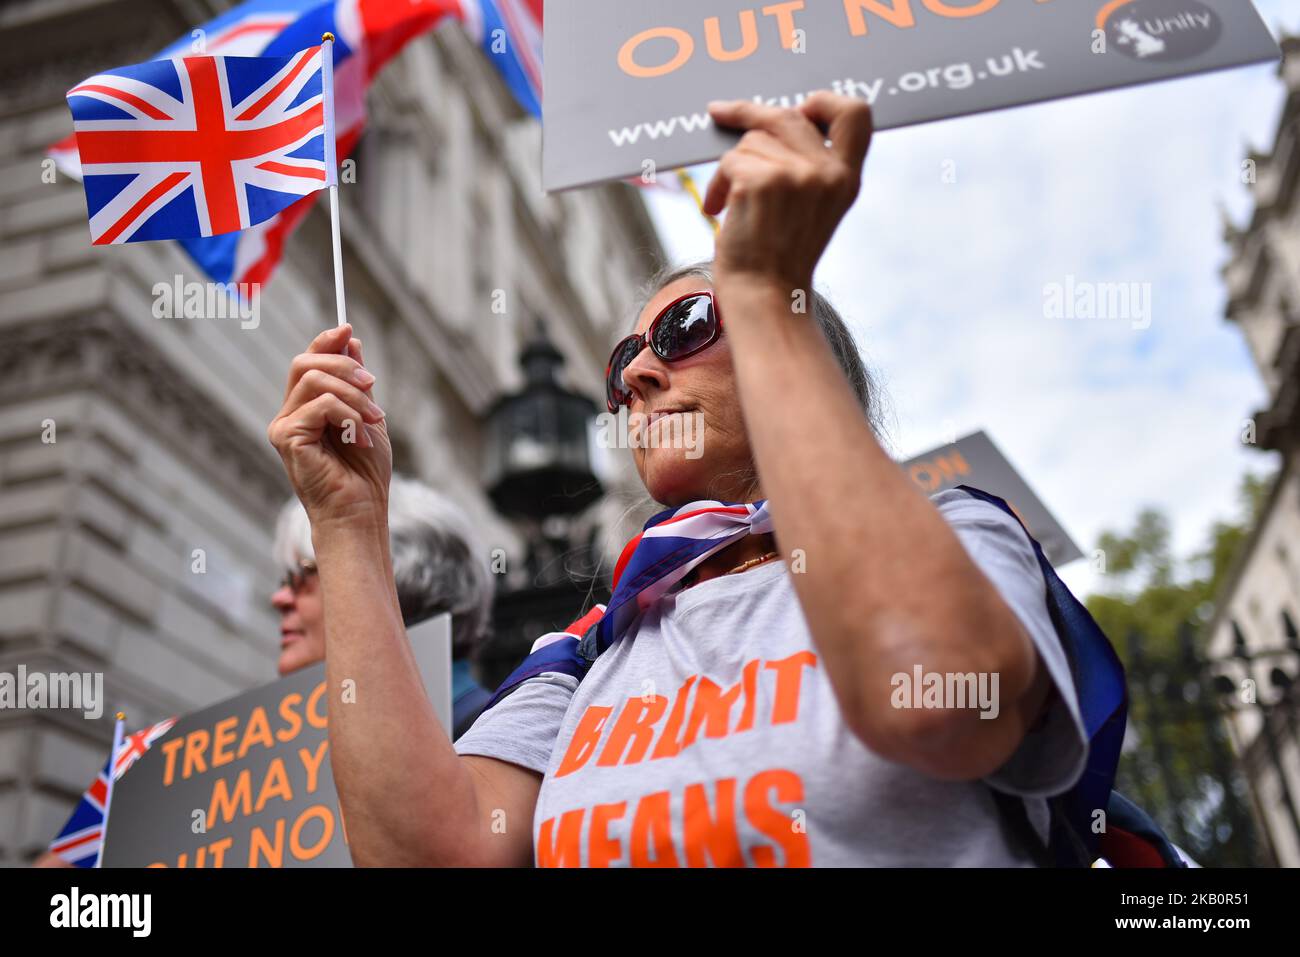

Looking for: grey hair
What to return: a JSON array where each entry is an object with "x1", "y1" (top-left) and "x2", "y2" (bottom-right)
[
  {"x1": 630, "y1": 260, "x2": 882, "y2": 428},
  {"x1": 623, "y1": 260, "x2": 887, "y2": 501},
  {"x1": 272, "y1": 475, "x2": 494, "y2": 658}
]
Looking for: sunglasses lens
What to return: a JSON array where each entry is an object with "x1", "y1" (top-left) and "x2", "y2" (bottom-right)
[
  {"x1": 651, "y1": 295, "x2": 716, "y2": 361},
  {"x1": 606, "y1": 336, "x2": 642, "y2": 410}
]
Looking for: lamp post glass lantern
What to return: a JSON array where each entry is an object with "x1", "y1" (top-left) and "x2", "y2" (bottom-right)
[
  {"x1": 484, "y1": 328, "x2": 602, "y2": 520},
  {"x1": 480, "y1": 324, "x2": 609, "y2": 688}
]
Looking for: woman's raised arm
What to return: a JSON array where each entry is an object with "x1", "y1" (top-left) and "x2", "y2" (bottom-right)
[
  {"x1": 702, "y1": 93, "x2": 1049, "y2": 783},
  {"x1": 267, "y1": 323, "x2": 537, "y2": 866}
]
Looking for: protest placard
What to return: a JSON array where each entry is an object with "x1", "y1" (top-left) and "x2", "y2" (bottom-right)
[
  {"x1": 99, "y1": 614, "x2": 451, "y2": 867},
  {"x1": 543, "y1": 0, "x2": 1279, "y2": 191},
  {"x1": 900, "y1": 430, "x2": 1083, "y2": 566}
]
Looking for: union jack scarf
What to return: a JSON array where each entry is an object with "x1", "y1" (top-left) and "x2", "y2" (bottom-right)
[{"x1": 483, "y1": 498, "x2": 773, "y2": 710}]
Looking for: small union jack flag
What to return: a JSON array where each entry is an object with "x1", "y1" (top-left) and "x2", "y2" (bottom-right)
[
  {"x1": 66, "y1": 45, "x2": 333, "y2": 245},
  {"x1": 47, "y1": 717, "x2": 178, "y2": 867}
]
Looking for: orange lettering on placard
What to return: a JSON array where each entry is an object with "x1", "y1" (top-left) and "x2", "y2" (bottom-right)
[
  {"x1": 276, "y1": 693, "x2": 303, "y2": 742},
  {"x1": 629, "y1": 791, "x2": 679, "y2": 867},
  {"x1": 255, "y1": 757, "x2": 293, "y2": 812},
  {"x1": 208, "y1": 835, "x2": 234, "y2": 868},
  {"x1": 588, "y1": 801, "x2": 627, "y2": 867},
  {"x1": 290, "y1": 804, "x2": 333, "y2": 861},
  {"x1": 536, "y1": 810, "x2": 585, "y2": 867},
  {"x1": 618, "y1": 26, "x2": 694, "y2": 79},
  {"x1": 762, "y1": 1, "x2": 806, "y2": 48},
  {"x1": 299, "y1": 740, "x2": 328, "y2": 793},
  {"x1": 160, "y1": 736, "x2": 184, "y2": 786},
  {"x1": 908, "y1": 451, "x2": 971, "y2": 491},
  {"x1": 650, "y1": 675, "x2": 697, "y2": 760},
  {"x1": 305, "y1": 681, "x2": 327, "y2": 730},
  {"x1": 766, "y1": 651, "x2": 818, "y2": 724},
  {"x1": 211, "y1": 715, "x2": 239, "y2": 768},
  {"x1": 555, "y1": 705, "x2": 613, "y2": 778},
  {"x1": 249, "y1": 818, "x2": 285, "y2": 867},
  {"x1": 597, "y1": 695, "x2": 667, "y2": 767},
  {"x1": 843, "y1": 0, "x2": 916, "y2": 36},
  {"x1": 744, "y1": 769, "x2": 810, "y2": 867},
  {"x1": 208, "y1": 768, "x2": 253, "y2": 825},
  {"x1": 239, "y1": 706, "x2": 275, "y2": 757},
  {"x1": 182, "y1": 729, "x2": 210, "y2": 779},
  {"x1": 704, "y1": 11, "x2": 759, "y2": 62},
  {"x1": 682, "y1": 779, "x2": 744, "y2": 867},
  {"x1": 922, "y1": 0, "x2": 1000, "y2": 17}
]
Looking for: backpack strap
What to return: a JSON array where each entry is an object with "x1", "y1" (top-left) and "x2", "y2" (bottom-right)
[
  {"x1": 1101, "y1": 790, "x2": 1188, "y2": 867},
  {"x1": 954, "y1": 484, "x2": 1129, "y2": 865}
]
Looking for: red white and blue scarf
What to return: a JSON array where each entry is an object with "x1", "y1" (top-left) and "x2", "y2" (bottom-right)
[{"x1": 484, "y1": 498, "x2": 773, "y2": 706}]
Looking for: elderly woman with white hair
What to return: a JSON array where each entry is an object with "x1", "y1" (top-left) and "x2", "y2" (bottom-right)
[
  {"x1": 267, "y1": 93, "x2": 1106, "y2": 867},
  {"x1": 271, "y1": 474, "x2": 495, "y2": 738}
]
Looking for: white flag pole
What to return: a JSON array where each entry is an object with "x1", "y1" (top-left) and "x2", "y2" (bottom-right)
[
  {"x1": 95, "y1": 711, "x2": 127, "y2": 868},
  {"x1": 321, "y1": 33, "x2": 347, "y2": 329}
]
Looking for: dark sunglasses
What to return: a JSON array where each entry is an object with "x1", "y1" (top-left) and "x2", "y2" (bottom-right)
[
  {"x1": 278, "y1": 559, "x2": 318, "y2": 593},
  {"x1": 605, "y1": 291, "x2": 723, "y2": 413}
]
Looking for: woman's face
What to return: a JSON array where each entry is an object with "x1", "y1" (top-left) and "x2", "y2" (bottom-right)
[
  {"x1": 621, "y1": 277, "x2": 756, "y2": 506},
  {"x1": 270, "y1": 564, "x2": 325, "y2": 676}
]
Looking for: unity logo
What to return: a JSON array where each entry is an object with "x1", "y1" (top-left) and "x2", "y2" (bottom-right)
[{"x1": 1099, "y1": 0, "x2": 1223, "y2": 63}]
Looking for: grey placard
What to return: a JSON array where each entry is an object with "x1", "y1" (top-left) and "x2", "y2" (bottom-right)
[
  {"x1": 543, "y1": 0, "x2": 1279, "y2": 191},
  {"x1": 899, "y1": 430, "x2": 1083, "y2": 567},
  {"x1": 100, "y1": 613, "x2": 452, "y2": 867}
]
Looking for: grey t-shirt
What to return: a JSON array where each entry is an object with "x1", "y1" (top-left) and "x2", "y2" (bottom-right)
[{"x1": 456, "y1": 488, "x2": 1088, "y2": 866}]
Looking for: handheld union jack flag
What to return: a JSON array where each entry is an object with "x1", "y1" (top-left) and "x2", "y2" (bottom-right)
[
  {"x1": 66, "y1": 45, "x2": 334, "y2": 245},
  {"x1": 48, "y1": 717, "x2": 178, "y2": 867},
  {"x1": 47, "y1": 0, "x2": 527, "y2": 288}
]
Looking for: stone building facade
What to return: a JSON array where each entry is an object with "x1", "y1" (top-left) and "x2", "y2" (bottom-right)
[
  {"x1": 1210, "y1": 34, "x2": 1300, "y2": 868},
  {"x1": 0, "y1": 0, "x2": 665, "y2": 864}
]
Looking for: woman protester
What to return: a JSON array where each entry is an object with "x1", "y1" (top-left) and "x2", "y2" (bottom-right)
[{"x1": 266, "y1": 92, "x2": 1089, "y2": 867}]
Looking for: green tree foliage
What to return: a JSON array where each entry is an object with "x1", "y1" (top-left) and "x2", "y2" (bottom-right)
[{"x1": 1085, "y1": 470, "x2": 1274, "y2": 866}]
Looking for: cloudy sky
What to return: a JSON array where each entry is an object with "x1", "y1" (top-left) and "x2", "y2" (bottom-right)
[{"x1": 641, "y1": 1, "x2": 1299, "y2": 596}]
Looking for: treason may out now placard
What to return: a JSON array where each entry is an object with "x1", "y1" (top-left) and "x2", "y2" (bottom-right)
[
  {"x1": 100, "y1": 614, "x2": 452, "y2": 867},
  {"x1": 542, "y1": 0, "x2": 1280, "y2": 191},
  {"x1": 899, "y1": 430, "x2": 1083, "y2": 567}
]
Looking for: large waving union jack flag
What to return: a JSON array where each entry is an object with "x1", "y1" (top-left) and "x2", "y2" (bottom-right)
[{"x1": 67, "y1": 47, "x2": 332, "y2": 245}]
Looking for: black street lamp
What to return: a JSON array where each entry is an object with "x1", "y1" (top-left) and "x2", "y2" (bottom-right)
[
  {"x1": 479, "y1": 323, "x2": 609, "y2": 687},
  {"x1": 484, "y1": 325, "x2": 602, "y2": 523}
]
